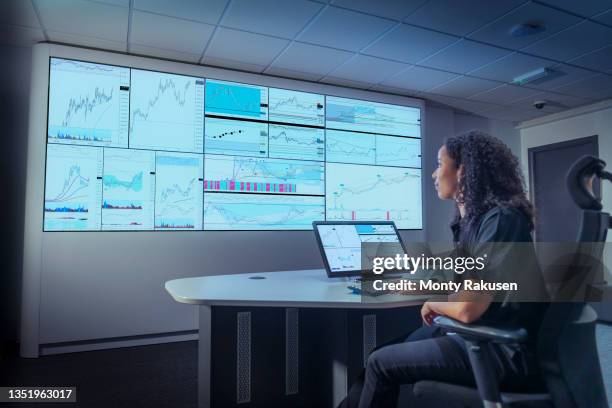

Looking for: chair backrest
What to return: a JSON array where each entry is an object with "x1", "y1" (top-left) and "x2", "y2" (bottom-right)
[{"x1": 537, "y1": 156, "x2": 609, "y2": 408}]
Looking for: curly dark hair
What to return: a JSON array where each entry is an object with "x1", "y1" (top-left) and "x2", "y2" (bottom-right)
[{"x1": 445, "y1": 130, "x2": 534, "y2": 238}]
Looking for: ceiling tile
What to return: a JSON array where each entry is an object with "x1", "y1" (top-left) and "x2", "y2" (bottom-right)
[
  {"x1": 421, "y1": 93, "x2": 501, "y2": 113},
  {"x1": 319, "y1": 76, "x2": 372, "y2": 90},
  {"x1": 593, "y1": 9, "x2": 612, "y2": 25},
  {"x1": 468, "y1": 2, "x2": 581, "y2": 50},
  {"x1": 523, "y1": 21, "x2": 612, "y2": 62},
  {"x1": 0, "y1": 24, "x2": 44, "y2": 47},
  {"x1": 381, "y1": 65, "x2": 459, "y2": 92},
  {"x1": 263, "y1": 66, "x2": 324, "y2": 81},
  {"x1": 221, "y1": 0, "x2": 322, "y2": 38},
  {"x1": 327, "y1": 54, "x2": 407, "y2": 84},
  {"x1": 525, "y1": 64, "x2": 598, "y2": 90},
  {"x1": 35, "y1": 0, "x2": 128, "y2": 42},
  {"x1": 509, "y1": 91, "x2": 593, "y2": 109},
  {"x1": 369, "y1": 84, "x2": 420, "y2": 97},
  {"x1": 48, "y1": 30, "x2": 126, "y2": 52},
  {"x1": 268, "y1": 41, "x2": 354, "y2": 77},
  {"x1": 133, "y1": 0, "x2": 228, "y2": 24},
  {"x1": 404, "y1": 0, "x2": 526, "y2": 37},
  {"x1": 552, "y1": 74, "x2": 612, "y2": 99},
  {"x1": 479, "y1": 105, "x2": 546, "y2": 122},
  {"x1": 468, "y1": 52, "x2": 553, "y2": 82},
  {"x1": 332, "y1": 0, "x2": 427, "y2": 21},
  {"x1": 202, "y1": 56, "x2": 267, "y2": 73},
  {"x1": 85, "y1": 0, "x2": 129, "y2": 6},
  {"x1": 0, "y1": 0, "x2": 40, "y2": 28},
  {"x1": 131, "y1": 10, "x2": 213, "y2": 55},
  {"x1": 204, "y1": 27, "x2": 289, "y2": 69},
  {"x1": 427, "y1": 76, "x2": 501, "y2": 98},
  {"x1": 469, "y1": 84, "x2": 542, "y2": 104},
  {"x1": 298, "y1": 6, "x2": 395, "y2": 51},
  {"x1": 419, "y1": 39, "x2": 511, "y2": 74},
  {"x1": 362, "y1": 23, "x2": 458, "y2": 64},
  {"x1": 570, "y1": 45, "x2": 612, "y2": 72},
  {"x1": 537, "y1": 0, "x2": 612, "y2": 17},
  {"x1": 129, "y1": 43, "x2": 202, "y2": 63}
]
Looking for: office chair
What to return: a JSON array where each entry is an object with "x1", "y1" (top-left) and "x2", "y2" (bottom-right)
[{"x1": 412, "y1": 155, "x2": 610, "y2": 408}]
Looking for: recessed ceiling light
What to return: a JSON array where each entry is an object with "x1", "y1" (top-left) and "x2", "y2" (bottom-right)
[{"x1": 509, "y1": 22, "x2": 546, "y2": 37}]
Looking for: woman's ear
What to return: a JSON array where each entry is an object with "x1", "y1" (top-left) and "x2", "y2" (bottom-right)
[{"x1": 457, "y1": 164, "x2": 464, "y2": 181}]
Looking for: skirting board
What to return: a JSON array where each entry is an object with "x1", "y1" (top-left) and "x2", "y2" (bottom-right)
[{"x1": 39, "y1": 331, "x2": 198, "y2": 356}]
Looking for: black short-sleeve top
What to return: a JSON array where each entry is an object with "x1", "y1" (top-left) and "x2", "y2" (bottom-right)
[{"x1": 452, "y1": 206, "x2": 549, "y2": 340}]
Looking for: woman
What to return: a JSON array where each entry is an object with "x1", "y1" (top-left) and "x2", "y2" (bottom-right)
[{"x1": 344, "y1": 130, "x2": 547, "y2": 408}]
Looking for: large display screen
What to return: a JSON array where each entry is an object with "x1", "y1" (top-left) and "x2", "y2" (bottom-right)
[{"x1": 44, "y1": 57, "x2": 422, "y2": 231}]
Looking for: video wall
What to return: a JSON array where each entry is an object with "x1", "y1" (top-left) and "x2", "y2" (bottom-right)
[{"x1": 43, "y1": 57, "x2": 422, "y2": 231}]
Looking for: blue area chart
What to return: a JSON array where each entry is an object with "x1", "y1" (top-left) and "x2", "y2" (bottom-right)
[
  {"x1": 44, "y1": 144, "x2": 103, "y2": 231},
  {"x1": 102, "y1": 149, "x2": 155, "y2": 230},
  {"x1": 154, "y1": 153, "x2": 203, "y2": 230},
  {"x1": 47, "y1": 58, "x2": 129, "y2": 147},
  {"x1": 129, "y1": 70, "x2": 204, "y2": 153},
  {"x1": 204, "y1": 193, "x2": 324, "y2": 230},
  {"x1": 205, "y1": 79, "x2": 268, "y2": 120},
  {"x1": 326, "y1": 163, "x2": 422, "y2": 229}
]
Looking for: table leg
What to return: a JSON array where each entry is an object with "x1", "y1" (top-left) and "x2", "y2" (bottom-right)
[
  {"x1": 199, "y1": 305, "x2": 212, "y2": 408},
  {"x1": 331, "y1": 310, "x2": 348, "y2": 407}
]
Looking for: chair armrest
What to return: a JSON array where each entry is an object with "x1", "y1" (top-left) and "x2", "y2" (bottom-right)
[{"x1": 433, "y1": 315, "x2": 528, "y2": 344}]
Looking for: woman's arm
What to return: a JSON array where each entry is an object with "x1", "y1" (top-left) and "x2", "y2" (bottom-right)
[{"x1": 421, "y1": 289, "x2": 492, "y2": 325}]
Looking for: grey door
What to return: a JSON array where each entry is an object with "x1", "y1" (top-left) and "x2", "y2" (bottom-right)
[{"x1": 528, "y1": 135, "x2": 599, "y2": 242}]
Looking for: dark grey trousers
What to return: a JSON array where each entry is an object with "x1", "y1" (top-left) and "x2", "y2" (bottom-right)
[{"x1": 341, "y1": 325, "x2": 539, "y2": 408}]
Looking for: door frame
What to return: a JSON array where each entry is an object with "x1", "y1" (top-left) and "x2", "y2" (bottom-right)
[{"x1": 527, "y1": 134, "x2": 599, "y2": 241}]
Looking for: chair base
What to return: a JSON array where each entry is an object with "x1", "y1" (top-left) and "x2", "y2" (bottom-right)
[{"x1": 413, "y1": 380, "x2": 552, "y2": 408}]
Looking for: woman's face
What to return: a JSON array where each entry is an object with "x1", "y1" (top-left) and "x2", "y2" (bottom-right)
[{"x1": 432, "y1": 145, "x2": 459, "y2": 200}]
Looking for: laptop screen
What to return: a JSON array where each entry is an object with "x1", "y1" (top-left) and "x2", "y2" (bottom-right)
[{"x1": 313, "y1": 221, "x2": 407, "y2": 277}]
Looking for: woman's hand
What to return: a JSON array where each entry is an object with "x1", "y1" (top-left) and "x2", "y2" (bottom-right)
[{"x1": 420, "y1": 301, "x2": 439, "y2": 326}]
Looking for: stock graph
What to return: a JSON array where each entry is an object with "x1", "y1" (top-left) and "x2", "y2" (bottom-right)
[
  {"x1": 44, "y1": 57, "x2": 422, "y2": 231},
  {"x1": 44, "y1": 144, "x2": 103, "y2": 231},
  {"x1": 48, "y1": 58, "x2": 129, "y2": 147},
  {"x1": 376, "y1": 136, "x2": 421, "y2": 168},
  {"x1": 154, "y1": 153, "x2": 203, "y2": 230},
  {"x1": 326, "y1": 129, "x2": 376, "y2": 165},
  {"x1": 268, "y1": 124, "x2": 324, "y2": 161},
  {"x1": 326, "y1": 130, "x2": 421, "y2": 168},
  {"x1": 102, "y1": 149, "x2": 155, "y2": 230},
  {"x1": 326, "y1": 163, "x2": 422, "y2": 229},
  {"x1": 204, "y1": 117, "x2": 268, "y2": 157},
  {"x1": 204, "y1": 193, "x2": 325, "y2": 230},
  {"x1": 268, "y1": 88, "x2": 324, "y2": 126},
  {"x1": 129, "y1": 70, "x2": 204, "y2": 152},
  {"x1": 204, "y1": 155, "x2": 325, "y2": 196},
  {"x1": 326, "y1": 96, "x2": 421, "y2": 137}
]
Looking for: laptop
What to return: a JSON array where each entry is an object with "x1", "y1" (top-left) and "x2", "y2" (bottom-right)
[{"x1": 312, "y1": 221, "x2": 408, "y2": 278}]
